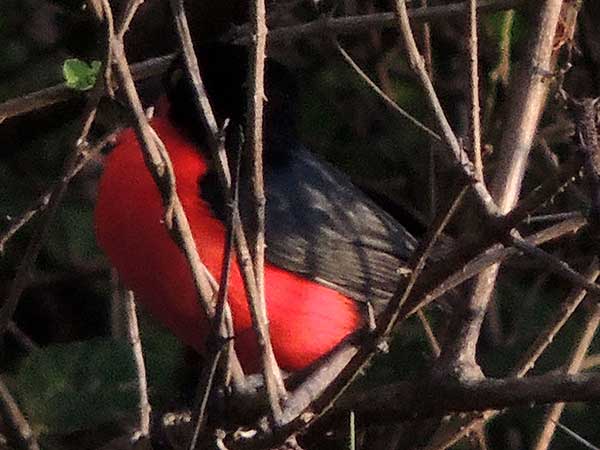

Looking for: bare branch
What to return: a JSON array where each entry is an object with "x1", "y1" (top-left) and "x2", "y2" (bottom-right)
[
  {"x1": 104, "y1": 0, "x2": 247, "y2": 391},
  {"x1": 0, "y1": 92, "x2": 103, "y2": 334},
  {"x1": 335, "y1": 41, "x2": 440, "y2": 142},
  {"x1": 0, "y1": 54, "x2": 176, "y2": 123},
  {"x1": 467, "y1": 0, "x2": 483, "y2": 181},
  {"x1": 393, "y1": 0, "x2": 499, "y2": 219},
  {"x1": 0, "y1": 129, "x2": 119, "y2": 255},
  {"x1": 231, "y1": 0, "x2": 524, "y2": 46},
  {"x1": 246, "y1": 0, "x2": 287, "y2": 420},
  {"x1": 123, "y1": 290, "x2": 151, "y2": 439},
  {"x1": 337, "y1": 370, "x2": 600, "y2": 423},
  {"x1": 0, "y1": 377, "x2": 40, "y2": 450},
  {"x1": 533, "y1": 299, "x2": 600, "y2": 450},
  {"x1": 431, "y1": 0, "x2": 568, "y2": 390}
]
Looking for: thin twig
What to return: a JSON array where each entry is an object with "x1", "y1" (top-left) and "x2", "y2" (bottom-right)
[
  {"x1": 416, "y1": 0, "x2": 437, "y2": 224},
  {"x1": 468, "y1": 0, "x2": 483, "y2": 181},
  {"x1": 393, "y1": 0, "x2": 499, "y2": 219},
  {"x1": 0, "y1": 93, "x2": 102, "y2": 335},
  {"x1": 417, "y1": 0, "x2": 434, "y2": 80},
  {"x1": 525, "y1": 211, "x2": 584, "y2": 223},
  {"x1": 117, "y1": 0, "x2": 145, "y2": 40},
  {"x1": 501, "y1": 156, "x2": 583, "y2": 227},
  {"x1": 123, "y1": 289, "x2": 151, "y2": 439},
  {"x1": 0, "y1": 193, "x2": 50, "y2": 255},
  {"x1": 509, "y1": 237, "x2": 600, "y2": 299},
  {"x1": 417, "y1": 310, "x2": 441, "y2": 357},
  {"x1": 533, "y1": 299, "x2": 600, "y2": 450},
  {"x1": 188, "y1": 133, "x2": 243, "y2": 450},
  {"x1": 188, "y1": 346, "x2": 224, "y2": 450},
  {"x1": 0, "y1": 376, "x2": 40, "y2": 450},
  {"x1": 551, "y1": 420, "x2": 600, "y2": 450},
  {"x1": 483, "y1": 9, "x2": 514, "y2": 128},
  {"x1": 0, "y1": 129, "x2": 119, "y2": 255},
  {"x1": 335, "y1": 41, "x2": 441, "y2": 142}
]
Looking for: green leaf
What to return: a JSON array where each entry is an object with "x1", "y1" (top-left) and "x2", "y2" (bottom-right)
[
  {"x1": 13, "y1": 338, "x2": 138, "y2": 434},
  {"x1": 62, "y1": 58, "x2": 102, "y2": 91}
]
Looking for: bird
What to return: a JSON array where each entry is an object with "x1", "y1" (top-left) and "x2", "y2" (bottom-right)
[{"x1": 95, "y1": 45, "x2": 417, "y2": 373}]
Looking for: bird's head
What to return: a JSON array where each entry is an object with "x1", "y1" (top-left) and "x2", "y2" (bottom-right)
[{"x1": 166, "y1": 44, "x2": 298, "y2": 152}]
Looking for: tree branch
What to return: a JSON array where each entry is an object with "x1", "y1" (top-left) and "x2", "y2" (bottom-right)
[
  {"x1": 0, "y1": 377, "x2": 40, "y2": 450},
  {"x1": 246, "y1": 0, "x2": 287, "y2": 421}
]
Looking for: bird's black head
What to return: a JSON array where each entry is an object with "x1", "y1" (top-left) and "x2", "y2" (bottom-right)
[{"x1": 166, "y1": 44, "x2": 298, "y2": 152}]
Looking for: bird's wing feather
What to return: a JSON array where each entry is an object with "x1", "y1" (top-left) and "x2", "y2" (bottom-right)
[{"x1": 261, "y1": 144, "x2": 415, "y2": 311}]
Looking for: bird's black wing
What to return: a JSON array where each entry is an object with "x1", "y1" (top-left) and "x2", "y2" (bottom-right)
[{"x1": 262, "y1": 144, "x2": 416, "y2": 312}]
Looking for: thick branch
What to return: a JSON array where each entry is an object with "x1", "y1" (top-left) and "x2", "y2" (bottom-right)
[
  {"x1": 231, "y1": 0, "x2": 523, "y2": 46},
  {"x1": 338, "y1": 371, "x2": 600, "y2": 423}
]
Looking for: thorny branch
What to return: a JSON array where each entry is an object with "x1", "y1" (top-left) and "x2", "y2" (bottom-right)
[
  {"x1": 188, "y1": 138, "x2": 242, "y2": 450},
  {"x1": 431, "y1": 0, "x2": 567, "y2": 389},
  {"x1": 168, "y1": 0, "x2": 286, "y2": 411},
  {"x1": 123, "y1": 289, "x2": 151, "y2": 440},
  {"x1": 393, "y1": 0, "x2": 499, "y2": 220},
  {"x1": 245, "y1": 0, "x2": 288, "y2": 421},
  {"x1": 0, "y1": 1, "x2": 522, "y2": 124},
  {"x1": 230, "y1": 0, "x2": 523, "y2": 46}
]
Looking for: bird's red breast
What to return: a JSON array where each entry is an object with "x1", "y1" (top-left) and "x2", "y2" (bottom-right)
[{"x1": 95, "y1": 117, "x2": 362, "y2": 372}]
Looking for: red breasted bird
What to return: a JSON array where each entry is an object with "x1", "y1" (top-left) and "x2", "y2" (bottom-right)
[{"x1": 95, "y1": 46, "x2": 416, "y2": 372}]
